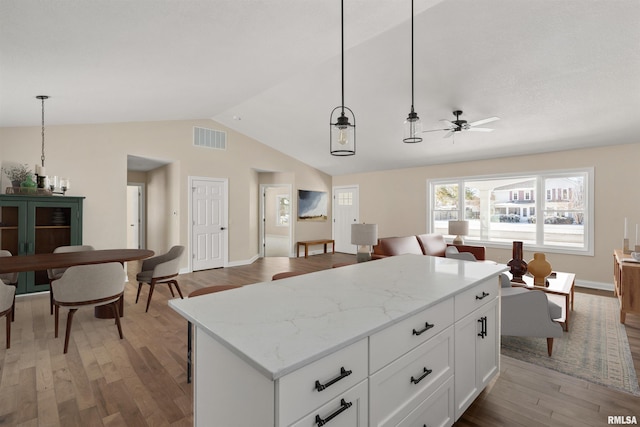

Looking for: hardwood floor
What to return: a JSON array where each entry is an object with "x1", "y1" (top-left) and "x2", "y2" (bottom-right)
[{"x1": 1, "y1": 254, "x2": 638, "y2": 426}]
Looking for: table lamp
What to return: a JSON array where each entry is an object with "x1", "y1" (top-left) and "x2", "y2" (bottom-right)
[
  {"x1": 351, "y1": 223, "x2": 378, "y2": 262},
  {"x1": 448, "y1": 220, "x2": 469, "y2": 245}
]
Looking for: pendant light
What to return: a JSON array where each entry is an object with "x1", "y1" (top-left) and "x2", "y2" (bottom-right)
[
  {"x1": 403, "y1": 0, "x2": 422, "y2": 143},
  {"x1": 35, "y1": 95, "x2": 50, "y2": 187},
  {"x1": 330, "y1": 0, "x2": 356, "y2": 156}
]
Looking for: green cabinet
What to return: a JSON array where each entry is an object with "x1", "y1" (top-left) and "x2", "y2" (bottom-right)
[{"x1": 0, "y1": 195, "x2": 84, "y2": 294}]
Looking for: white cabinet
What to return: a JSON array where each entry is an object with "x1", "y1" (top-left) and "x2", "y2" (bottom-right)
[
  {"x1": 291, "y1": 380, "x2": 368, "y2": 427},
  {"x1": 369, "y1": 326, "x2": 454, "y2": 426},
  {"x1": 454, "y1": 279, "x2": 500, "y2": 419},
  {"x1": 171, "y1": 255, "x2": 506, "y2": 427},
  {"x1": 278, "y1": 339, "x2": 368, "y2": 426},
  {"x1": 396, "y1": 376, "x2": 454, "y2": 427}
]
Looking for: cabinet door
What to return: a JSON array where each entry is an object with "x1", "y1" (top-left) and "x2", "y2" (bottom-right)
[
  {"x1": 29, "y1": 199, "x2": 82, "y2": 292},
  {"x1": 454, "y1": 298, "x2": 499, "y2": 420},
  {"x1": 453, "y1": 309, "x2": 480, "y2": 419},
  {"x1": 477, "y1": 299, "x2": 499, "y2": 388},
  {"x1": 0, "y1": 199, "x2": 29, "y2": 293}
]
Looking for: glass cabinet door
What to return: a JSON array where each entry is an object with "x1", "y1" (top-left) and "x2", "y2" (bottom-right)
[
  {"x1": 0, "y1": 199, "x2": 29, "y2": 293},
  {"x1": 30, "y1": 200, "x2": 81, "y2": 293}
]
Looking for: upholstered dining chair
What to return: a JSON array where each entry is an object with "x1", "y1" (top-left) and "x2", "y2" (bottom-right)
[
  {"x1": 0, "y1": 278, "x2": 16, "y2": 349},
  {"x1": 186, "y1": 284, "x2": 242, "y2": 383},
  {"x1": 51, "y1": 262, "x2": 126, "y2": 354},
  {"x1": 135, "y1": 245, "x2": 185, "y2": 312},
  {"x1": 47, "y1": 245, "x2": 95, "y2": 314},
  {"x1": 0, "y1": 250, "x2": 19, "y2": 321}
]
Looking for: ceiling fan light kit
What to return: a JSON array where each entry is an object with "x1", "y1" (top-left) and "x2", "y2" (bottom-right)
[
  {"x1": 423, "y1": 110, "x2": 500, "y2": 138},
  {"x1": 330, "y1": 0, "x2": 356, "y2": 156},
  {"x1": 403, "y1": 0, "x2": 422, "y2": 144}
]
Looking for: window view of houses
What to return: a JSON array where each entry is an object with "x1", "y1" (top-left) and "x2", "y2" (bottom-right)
[{"x1": 431, "y1": 171, "x2": 588, "y2": 250}]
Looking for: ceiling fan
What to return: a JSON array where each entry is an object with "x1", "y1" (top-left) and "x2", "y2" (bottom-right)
[{"x1": 423, "y1": 110, "x2": 500, "y2": 138}]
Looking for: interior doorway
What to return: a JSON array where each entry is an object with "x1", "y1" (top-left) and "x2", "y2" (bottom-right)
[
  {"x1": 126, "y1": 183, "x2": 146, "y2": 249},
  {"x1": 260, "y1": 184, "x2": 292, "y2": 257}
]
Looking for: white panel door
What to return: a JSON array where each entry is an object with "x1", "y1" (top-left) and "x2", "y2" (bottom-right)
[
  {"x1": 333, "y1": 186, "x2": 359, "y2": 254},
  {"x1": 126, "y1": 186, "x2": 140, "y2": 249},
  {"x1": 192, "y1": 178, "x2": 227, "y2": 271}
]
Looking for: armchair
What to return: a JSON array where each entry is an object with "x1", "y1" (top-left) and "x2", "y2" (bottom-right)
[
  {"x1": 500, "y1": 274, "x2": 563, "y2": 356},
  {"x1": 135, "y1": 246, "x2": 185, "y2": 312}
]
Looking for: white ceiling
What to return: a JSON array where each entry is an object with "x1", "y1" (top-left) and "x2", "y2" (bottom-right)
[{"x1": 2, "y1": 0, "x2": 639, "y2": 176}]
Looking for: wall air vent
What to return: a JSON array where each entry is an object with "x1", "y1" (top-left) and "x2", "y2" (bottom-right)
[{"x1": 193, "y1": 127, "x2": 226, "y2": 150}]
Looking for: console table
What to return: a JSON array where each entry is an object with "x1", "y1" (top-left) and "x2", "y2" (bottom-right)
[
  {"x1": 170, "y1": 254, "x2": 506, "y2": 426},
  {"x1": 613, "y1": 249, "x2": 640, "y2": 323},
  {"x1": 296, "y1": 239, "x2": 335, "y2": 258}
]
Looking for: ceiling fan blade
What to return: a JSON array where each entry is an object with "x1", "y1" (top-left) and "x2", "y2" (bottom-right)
[
  {"x1": 443, "y1": 131, "x2": 454, "y2": 138},
  {"x1": 468, "y1": 117, "x2": 499, "y2": 127},
  {"x1": 422, "y1": 128, "x2": 449, "y2": 133},
  {"x1": 467, "y1": 127, "x2": 494, "y2": 132}
]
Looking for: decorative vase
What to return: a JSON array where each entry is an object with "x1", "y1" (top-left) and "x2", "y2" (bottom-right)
[
  {"x1": 507, "y1": 241, "x2": 528, "y2": 283},
  {"x1": 528, "y1": 252, "x2": 552, "y2": 287},
  {"x1": 20, "y1": 175, "x2": 37, "y2": 193}
]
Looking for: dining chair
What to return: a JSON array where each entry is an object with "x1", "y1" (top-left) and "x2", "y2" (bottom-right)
[
  {"x1": 186, "y1": 284, "x2": 242, "y2": 383},
  {"x1": 271, "y1": 271, "x2": 307, "y2": 280},
  {"x1": 0, "y1": 278, "x2": 16, "y2": 349},
  {"x1": 47, "y1": 245, "x2": 95, "y2": 314},
  {"x1": 0, "y1": 250, "x2": 19, "y2": 322},
  {"x1": 135, "y1": 245, "x2": 185, "y2": 312},
  {"x1": 51, "y1": 262, "x2": 126, "y2": 354}
]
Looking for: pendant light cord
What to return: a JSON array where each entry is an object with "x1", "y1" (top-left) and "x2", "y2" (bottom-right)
[
  {"x1": 341, "y1": 0, "x2": 345, "y2": 115},
  {"x1": 410, "y1": 0, "x2": 415, "y2": 111},
  {"x1": 40, "y1": 96, "x2": 46, "y2": 167}
]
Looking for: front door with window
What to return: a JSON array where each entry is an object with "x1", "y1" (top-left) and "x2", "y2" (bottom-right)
[{"x1": 333, "y1": 186, "x2": 359, "y2": 254}]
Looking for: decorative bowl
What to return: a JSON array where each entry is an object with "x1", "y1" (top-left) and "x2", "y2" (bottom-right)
[{"x1": 632, "y1": 252, "x2": 640, "y2": 261}]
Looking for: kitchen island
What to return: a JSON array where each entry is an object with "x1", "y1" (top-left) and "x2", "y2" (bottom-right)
[{"x1": 170, "y1": 254, "x2": 506, "y2": 426}]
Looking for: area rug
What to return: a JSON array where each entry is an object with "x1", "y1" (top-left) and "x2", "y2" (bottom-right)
[{"x1": 501, "y1": 292, "x2": 640, "y2": 396}]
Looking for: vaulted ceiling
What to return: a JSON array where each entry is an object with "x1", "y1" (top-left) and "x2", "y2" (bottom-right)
[{"x1": 2, "y1": 0, "x2": 639, "y2": 175}]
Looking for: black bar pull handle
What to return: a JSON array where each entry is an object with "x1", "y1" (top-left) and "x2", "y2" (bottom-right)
[
  {"x1": 315, "y1": 367, "x2": 352, "y2": 392},
  {"x1": 315, "y1": 399, "x2": 352, "y2": 426},
  {"x1": 410, "y1": 367, "x2": 433, "y2": 385},
  {"x1": 412, "y1": 322, "x2": 435, "y2": 336},
  {"x1": 477, "y1": 316, "x2": 487, "y2": 338},
  {"x1": 476, "y1": 291, "x2": 490, "y2": 300}
]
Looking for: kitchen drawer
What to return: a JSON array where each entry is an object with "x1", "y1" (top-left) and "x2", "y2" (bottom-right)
[
  {"x1": 290, "y1": 379, "x2": 368, "y2": 427},
  {"x1": 454, "y1": 277, "x2": 498, "y2": 321},
  {"x1": 369, "y1": 326, "x2": 454, "y2": 427},
  {"x1": 396, "y1": 376, "x2": 454, "y2": 427},
  {"x1": 277, "y1": 338, "x2": 368, "y2": 427},
  {"x1": 370, "y1": 298, "x2": 453, "y2": 373}
]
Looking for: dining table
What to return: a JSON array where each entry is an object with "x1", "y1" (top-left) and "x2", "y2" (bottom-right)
[{"x1": 0, "y1": 248, "x2": 154, "y2": 318}]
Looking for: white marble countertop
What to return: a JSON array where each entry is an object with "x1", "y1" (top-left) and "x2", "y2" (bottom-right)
[{"x1": 169, "y1": 254, "x2": 507, "y2": 380}]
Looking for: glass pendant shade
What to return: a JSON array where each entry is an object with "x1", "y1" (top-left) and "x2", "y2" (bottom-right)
[
  {"x1": 403, "y1": 108, "x2": 423, "y2": 143},
  {"x1": 330, "y1": 107, "x2": 356, "y2": 156}
]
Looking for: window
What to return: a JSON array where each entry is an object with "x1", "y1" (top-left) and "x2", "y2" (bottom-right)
[
  {"x1": 276, "y1": 195, "x2": 290, "y2": 227},
  {"x1": 428, "y1": 168, "x2": 593, "y2": 255}
]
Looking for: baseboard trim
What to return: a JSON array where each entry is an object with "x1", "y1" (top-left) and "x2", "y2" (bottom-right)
[
  {"x1": 576, "y1": 279, "x2": 614, "y2": 292},
  {"x1": 227, "y1": 254, "x2": 260, "y2": 268}
]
